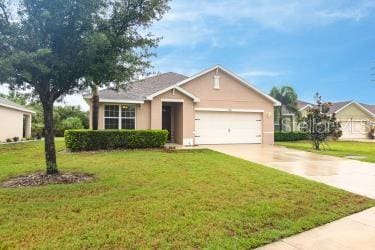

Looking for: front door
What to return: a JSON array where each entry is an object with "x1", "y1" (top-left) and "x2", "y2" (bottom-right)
[{"x1": 162, "y1": 106, "x2": 172, "y2": 141}]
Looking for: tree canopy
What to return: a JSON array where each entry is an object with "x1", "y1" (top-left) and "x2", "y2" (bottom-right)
[
  {"x1": 270, "y1": 86, "x2": 299, "y2": 131},
  {"x1": 302, "y1": 93, "x2": 342, "y2": 150},
  {"x1": 0, "y1": 0, "x2": 170, "y2": 174}
]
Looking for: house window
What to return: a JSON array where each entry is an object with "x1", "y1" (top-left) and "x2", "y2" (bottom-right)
[
  {"x1": 104, "y1": 118, "x2": 119, "y2": 129},
  {"x1": 105, "y1": 105, "x2": 119, "y2": 118},
  {"x1": 104, "y1": 104, "x2": 136, "y2": 130},
  {"x1": 121, "y1": 104, "x2": 135, "y2": 129}
]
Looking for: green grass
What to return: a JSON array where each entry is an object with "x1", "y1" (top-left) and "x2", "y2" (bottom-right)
[
  {"x1": 0, "y1": 141, "x2": 373, "y2": 249},
  {"x1": 277, "y1": 140, "x2": 375, "y2": 163}
]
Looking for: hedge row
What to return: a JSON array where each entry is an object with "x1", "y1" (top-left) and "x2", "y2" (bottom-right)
[
  {"x1": 65, "y1": 129, "x2": 169, "y2": 152},
  {"x1": 274, "y1": 131, "x2": 308, "y2": 141}
]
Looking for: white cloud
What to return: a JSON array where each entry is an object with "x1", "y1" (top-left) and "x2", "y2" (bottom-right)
[{"x1": 152, "y1": 0, "x2": 375, "y2": 46}]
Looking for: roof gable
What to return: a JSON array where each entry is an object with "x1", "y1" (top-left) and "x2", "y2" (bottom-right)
[
  {"x1": 328, "y1": 101, "x2": 352, "y2": 114},
  {"x1": 0, "y1": 97, "x2": 35, "y2": 113},
  {"x1": 297, "y1": 100, "x2": 314, "y2": 110},
  {"x1": 85, "y1": 72, "x2": 188, "y2": 102},
  {"x1": 146, "y1": 65, "x2": 281, "y2": 106},
  {"x1": 360, "y1": 103, "x2": 375, "y2": 115},
  {"x1": 333, "y1": 101, "x2": 375, "y2": 117}
]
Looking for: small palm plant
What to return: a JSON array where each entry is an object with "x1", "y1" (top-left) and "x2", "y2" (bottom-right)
[{"x1": 270, "y1": 86, "x2": 299, "y2": 131}]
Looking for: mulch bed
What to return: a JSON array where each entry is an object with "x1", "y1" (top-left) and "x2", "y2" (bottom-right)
[{"x1": 1, "y1": 172, "x2": 94, "y2": 188}]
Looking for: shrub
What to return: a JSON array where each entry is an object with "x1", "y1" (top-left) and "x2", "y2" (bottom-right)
[
  {"x1": 13, "y1": 137, "x2": 19, "y2": 142},
  {"x1": 6, "y1": 138, "x2": 12, "y2": 143},
  {"x1": 65, "y1": 129, "x2": 169, "y2": 152},
  {"x1": 275, "y1": 131, "x2": 308, "y2": 141},
  {"x1": 54, "y1": 117, "x2": 84, "y2": 137},
  {"x1": 32, "y1": 123, "x2": 44, "y2": 139},
  {"x1": 55, "y1": 117, "x2": 85, "y2": 137}
]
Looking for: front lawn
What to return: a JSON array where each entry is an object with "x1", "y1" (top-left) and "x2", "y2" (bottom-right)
[
  {"x1": 0, "y1": 141, "x2": 373, "y2": 249},
  {"x1": 277, "y1": 140, "x2": 375, "y2": 163}
]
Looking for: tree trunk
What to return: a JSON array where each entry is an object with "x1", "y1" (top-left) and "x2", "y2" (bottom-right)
[
  {"x1": 92, "y1": 85, "x2": 99, "y2": 130},
  {"x1": 42, "y1": 101, "x2": 58, "y2": 174}
]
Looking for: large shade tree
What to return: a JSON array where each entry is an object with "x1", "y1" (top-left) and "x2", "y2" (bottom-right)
[
  {"x1": 270, "y1": 86, "x2": 299, "y2": 131},
  {"x1": 86, "y1": 0, "x2": 169, "y2": 130},
  {"x1": 0, "y1": 0, "x2": 169, "y2": 174}
]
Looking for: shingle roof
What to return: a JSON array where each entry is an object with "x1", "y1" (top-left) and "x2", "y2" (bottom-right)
[
  {"x1": 281, "y1": 99, "x2": 375, "y2": 116},
  {"x1": 297, "y1": 100, "x2": 313, "y2": 110},
  {"x1": 281, "y1": 100, "x2": 313, "y2": 115},
  {"x1": 0, "y1": 97, "x2": 34, "y2": 113},
  {"x1": 360, "y1": 103, "x2": 375, "y2": 115},
  {"x1": 84, "y1": 72, "x2": 188, "y2": 101},
  {"x1": 281, "y1": 105, "x2": 293, "y2": 115},
  {"x1": 327, "y1": 101, "x2": 352, "y2": 114}
]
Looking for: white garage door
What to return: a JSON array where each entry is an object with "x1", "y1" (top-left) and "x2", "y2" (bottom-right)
[
  {"x1": 340, "y1": 120, "x2": 368, "y2": 139},
  {"x1": 195, "y1": 111, "x2": 262, "y2": 144}
]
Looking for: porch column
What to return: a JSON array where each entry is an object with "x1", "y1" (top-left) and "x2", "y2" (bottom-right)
[{"x1": 150, "y1": 99, "x2": 162, "y2": 129}]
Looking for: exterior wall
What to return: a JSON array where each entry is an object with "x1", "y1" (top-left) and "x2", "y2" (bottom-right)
[
  {"x1": 336, "y1": 103, "x2": 372, "y2": 121},
  {"x1": 291, "y1": 104, "x2": 374, "y2": 134},
  {"x1": 0, "y1": 106, "x2": 32, "y2": 142},
  {"x1": 94, "y1": 91, "x2": 194, "y2": 145},
  {"x1": 98, "y1": 102, "x2": 105, "y2": 129},
  {"x1": 93, "y1": 69, "x2": 277, "y2": 145},
  {"x1": 336, "y1": 103, "x2": 373, "y2": 138},
  {"x1": 163, "y1": 102, "x2": 183, "y2": 144},
  {"x1": 282, "y1": 115, "x2": 293, "y2": 132},
  {"x1": 291, "y1": 108, "x2": 308, "y2": 132},
  {"x1": 136, "y1": 102, "x2": 151, "y2": 129},
  {"x1": 181, "y1": 68, "x2": 275, "y2": 144},
  {"x1": 174, "y1": 103, "x2": 183, "y2": 144},
  {"x1": 94, "y1": 102, "x2": 150, "y2": 130},
  {"x1": 151, "y1": 89, "x2": 195, "y2": 145}
]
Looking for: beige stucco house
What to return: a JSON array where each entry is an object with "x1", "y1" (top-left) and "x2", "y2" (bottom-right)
[
  {"x1": 278, "y1": 100, "x2": 312, "y2": 132},
  {"x1": 0, "y1": 97, "x2": 35, "y2": 142},
  {"x1": 331, "y1": 101, "x2": 375, "y2": 139},
  {"x1": 84, "y1": 65, "x2": 281, "y2": 146},
  {"x1": 281, "y1": 100, "x2": 375, "y2": 139}
]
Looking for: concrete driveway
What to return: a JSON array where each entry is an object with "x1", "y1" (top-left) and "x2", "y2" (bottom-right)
[
  {"x1": 204, "y1": 144, "x2": 375, "y2": 199},
  {"x1": 257, "y1": 207, "x2": 375, "y2": 250}
]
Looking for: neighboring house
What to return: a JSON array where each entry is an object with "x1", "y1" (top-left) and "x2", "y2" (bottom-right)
[
  {"x1": 279, "y1": 100, "x2": 313, "y2": 132},
  {"x1": 0, "y1": 97, "x2": 35, "y2": 142},
  {"x1": 329, "y1": 101, "x2": 375, "y2": 139},
  {"x1": 84, "y1": 65, "x2": 281, "y2": 146},
  {"x1": 280, "y1": 100, "x2": 375, "y2": 139}
]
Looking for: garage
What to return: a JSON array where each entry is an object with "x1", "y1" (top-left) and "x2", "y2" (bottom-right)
[
  {"x1": 194, "y1": 111, "x2": 262, "y2": 144},
  {"x1": 340, "y1": 120, "x2": 369, "y2": 139}
]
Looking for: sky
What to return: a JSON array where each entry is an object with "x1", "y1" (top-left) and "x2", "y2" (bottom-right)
[{"x1": 1, "y1": 0, "x2": 374, "y2": 110}]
